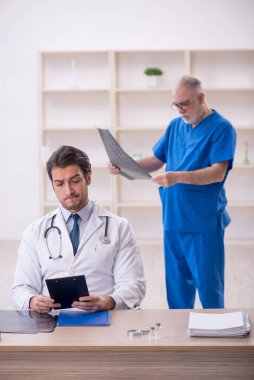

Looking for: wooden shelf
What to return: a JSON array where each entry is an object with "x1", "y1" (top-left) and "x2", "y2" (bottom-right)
[
  {"x1": 228, "y1": 201, "x2": 254, "y2": 207},
  {"x1": 39, "y1": 49, "x2": 254, "y2": 242},
  {"x1": 42, "y1": 88, "x2": 109, "y2": 93},
  {"x1": 116, "y1": 126, "x2": 165, "y2": 132},
  {"x1": 204, "y1": 87, "x2": 254, "y2": 91},
  {"x1": 234, "y1": 164, "x2": 254, "y2": 169},
  {"x1": 115, "y1": 87, "x2": 172, "y2": 93},
  {"x1": 116, "y1": 202, "x2": 161, "y2": 208},
  {"x1": 42, "y1": 126, "x2": 106, "y2": 132},
  {"x1": 225, "y1": 239, "x2": 254, "y2": 247},
  {"x1": 236, "y1": 126, "x2": 254, "y2": 131}
]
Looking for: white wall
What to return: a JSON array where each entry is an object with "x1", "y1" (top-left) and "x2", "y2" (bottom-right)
[{"x1": 0, "y1": 0, "x2": 254, "y2": 239}]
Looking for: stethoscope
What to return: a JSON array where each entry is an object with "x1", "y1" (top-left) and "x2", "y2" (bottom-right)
[{"x1": 44, "y1": 214, "x2": 111, "y2": 260}]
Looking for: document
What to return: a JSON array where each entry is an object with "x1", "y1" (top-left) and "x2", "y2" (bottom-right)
[
  {"x1": 97, "y1": 128, "x2": 151, "y2": 180},
  {"x1": 187, "y1": 311, "x2": 251, "y2": 337},
  {"x1": 0, "y1": 310, "x2": 56, "y2": 333},
  {"x1": 57, "y1": 310, "x2": 110, "y2": 326}
]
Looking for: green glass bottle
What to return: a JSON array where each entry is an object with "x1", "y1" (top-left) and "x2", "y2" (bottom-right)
[{"x1": 243, "y1": 142, "x2": 250, "y2": 165}]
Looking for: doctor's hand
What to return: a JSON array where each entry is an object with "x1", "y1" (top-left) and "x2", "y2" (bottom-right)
[
  {"x1": 72, "y1": 295, "x2": 116, "y2": 312},
  {"x1": 29, "y1": 295, "x2": 61, "y2": 314},
  {"x1": 107, "y1": 162, "x2": 120, "y2": 175},
  {"x1": 152, "y1": 171, "x2": 178, "y2": 188}
]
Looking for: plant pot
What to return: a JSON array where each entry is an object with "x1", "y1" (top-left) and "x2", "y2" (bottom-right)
[{"x1": 146, "y1": 75, "x2": 158, "y2": 88}]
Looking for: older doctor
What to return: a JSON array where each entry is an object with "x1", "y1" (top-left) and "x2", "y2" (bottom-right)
[
  {"x1": 109, "y1": 75, "x2": 236, "y2": 310},
  {"x1": 12, "y1": 145, "x2": 146, "y2": 313}
]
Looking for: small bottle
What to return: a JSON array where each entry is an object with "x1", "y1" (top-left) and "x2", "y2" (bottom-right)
[
  {"x1": 155, "y1": 322, "x2": 161, "y2": 340},
  {"x1": 149, "y1": 326, "x2": 156, "y2": 342},
  {"x1": 243, "y1": 142, "x2": 250, "y2": 165},
  {"x1": 132, "y1": 152, "x2": 142, "y2": 161}
]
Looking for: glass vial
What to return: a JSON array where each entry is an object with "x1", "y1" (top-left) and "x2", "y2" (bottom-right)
[
  {"x1": 149, "y1": 326, "x2": 156, "y2": 342},
  {"x1": 155, "y1": 322, "x2": 161, "y2": 340},
  {"x1": 243, "y1": 142, "x2": 250, "y2": 165}
]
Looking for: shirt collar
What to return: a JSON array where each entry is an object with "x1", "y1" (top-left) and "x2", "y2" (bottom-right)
[{"x1": 60, "y1": 201, "x2": 94, "y2": 223}]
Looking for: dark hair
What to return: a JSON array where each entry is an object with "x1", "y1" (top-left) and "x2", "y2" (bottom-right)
[{"x1": 46, "y1": 145, "x2": 91, "y2": 181}]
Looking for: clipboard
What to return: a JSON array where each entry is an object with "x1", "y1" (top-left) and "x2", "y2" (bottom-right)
[
  {"x1": 46, "y1": 275, "x2": 89, "y2": 309},
  {"x1": 97, "y1": 128, "x2": 151, "y2": 180}
]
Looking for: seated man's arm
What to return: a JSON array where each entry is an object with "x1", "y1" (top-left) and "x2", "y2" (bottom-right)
[
  {"x1": 110, "y1": 218, "x2": 146, "y2": 309},
  {"x1": 73, "y1": 218, "x2": 146, "y2": 311},
  {"x1": 12, "y1": 227, "x2": 60, "y2": 313},
  {"x1": 72, "y1": 294, "x2": 116, "y2": 311}
]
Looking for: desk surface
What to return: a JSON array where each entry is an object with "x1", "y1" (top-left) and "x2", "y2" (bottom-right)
[{"x1": 1, "y1": 309, "x2": 253, "y2": 351}]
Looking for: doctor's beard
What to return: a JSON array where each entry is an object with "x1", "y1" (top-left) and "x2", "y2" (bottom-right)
[{"x1": 62, "y1": 194, "x2": 88, "y2": 213}]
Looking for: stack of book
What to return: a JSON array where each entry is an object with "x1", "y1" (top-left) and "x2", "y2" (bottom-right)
[{"x1": 188, "y1": 311, "x2": 251, "y2": 337}]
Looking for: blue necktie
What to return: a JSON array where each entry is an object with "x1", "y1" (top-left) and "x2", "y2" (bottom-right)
[{"x1": 70, "y1": 214, "x2": 80, "y2": 255}]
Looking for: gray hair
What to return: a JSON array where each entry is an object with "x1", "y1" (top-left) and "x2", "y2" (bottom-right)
[{"x1": 175, "y1": 75, "x2": 203, "y2": 94}]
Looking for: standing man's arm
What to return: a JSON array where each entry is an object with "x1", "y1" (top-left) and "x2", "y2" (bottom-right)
[
  {"x1": 108, "y1": 155, "x2": 164, "y2": 175},
  {"x1": 152, "y1": 161, "x2": 229, "y2": 187}
]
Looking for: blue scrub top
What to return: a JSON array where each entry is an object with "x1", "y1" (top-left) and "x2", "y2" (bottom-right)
[{"x1": 153, "y1": 110, "x2": 237, "y2": 233}]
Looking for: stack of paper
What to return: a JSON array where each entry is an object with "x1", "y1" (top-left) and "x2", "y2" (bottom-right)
[{"x1": 188, "y1": 311, "x2": 251, "y2": 337}]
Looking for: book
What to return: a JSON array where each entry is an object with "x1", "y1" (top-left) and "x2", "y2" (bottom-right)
[
  {"x1": 187, "y1": 311, "x2": 251, "y2": 337},
  {"x1": 57, "y1": 310, "x2": 110, "y2": 326}
]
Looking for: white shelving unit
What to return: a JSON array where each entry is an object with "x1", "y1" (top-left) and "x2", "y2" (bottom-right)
[{"x1": 39, "y1": 50, "x2": 254, "y2": 246}]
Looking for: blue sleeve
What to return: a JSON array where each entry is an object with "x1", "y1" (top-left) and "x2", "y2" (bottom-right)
[
  {"x1": 210, "y1": 123, "x2": 236, "y2": 170},
  {"x1": 152, "y1": 124, "x2": 170, "y2": 163}
]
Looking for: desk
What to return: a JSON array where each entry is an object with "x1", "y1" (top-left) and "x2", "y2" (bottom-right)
[{"x1": 0, "y1": 309, "x2": 253, "y2": 379}]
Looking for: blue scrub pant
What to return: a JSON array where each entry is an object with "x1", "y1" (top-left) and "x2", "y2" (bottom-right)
[{"x1": 163, "y1": 227, "x2": 225, "y2": 309}]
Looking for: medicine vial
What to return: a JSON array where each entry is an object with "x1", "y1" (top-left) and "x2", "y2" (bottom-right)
[
  {"x1": 155, "y1": 322, "x2": 161, "y2": 340},
  {"x1": 243, "y1": 141, "x2": 250, "y2": 165},
  {"x1": 149, "y1": 326, "x2": 156, "y2": 342}
]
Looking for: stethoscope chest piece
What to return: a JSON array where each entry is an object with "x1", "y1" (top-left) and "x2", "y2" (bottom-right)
[{"x1": 100, "y1": 236, "x2": 111, "y2": 244}]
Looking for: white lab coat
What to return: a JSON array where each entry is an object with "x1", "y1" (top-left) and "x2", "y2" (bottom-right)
[{"x1": 12, "y1": 202, "x2": 146, "y2": 310}]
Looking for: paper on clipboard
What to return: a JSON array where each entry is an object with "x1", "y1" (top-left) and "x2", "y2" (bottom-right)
[{"x1": 97, "y1": 128, "x2": 151, "y2": 180}]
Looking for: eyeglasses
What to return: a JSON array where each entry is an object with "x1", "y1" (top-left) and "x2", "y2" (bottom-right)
[{"x1": 171, "y1": 97, "x2": 195, "y2": 111}]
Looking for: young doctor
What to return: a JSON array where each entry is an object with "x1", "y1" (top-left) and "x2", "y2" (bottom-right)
[
  {"x1": 109, "y1": 75, "x2": 236, "y2": 310},
  {"x1": 12, "y1": 145, "x2": 146, "y2": 313}
]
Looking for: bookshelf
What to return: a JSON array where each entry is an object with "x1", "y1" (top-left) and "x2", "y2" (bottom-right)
[{"x1": 39, "y1": 50, "x2": 254, "y2": 245}]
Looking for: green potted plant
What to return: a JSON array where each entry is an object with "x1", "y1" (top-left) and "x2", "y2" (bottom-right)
[{"x1": 144, "y1": 67, "x2": 163, "y2": 87}]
